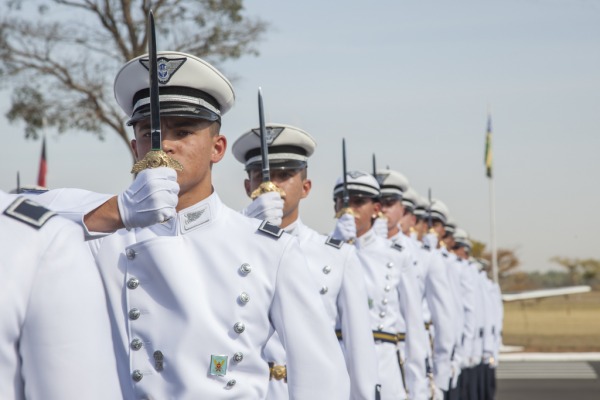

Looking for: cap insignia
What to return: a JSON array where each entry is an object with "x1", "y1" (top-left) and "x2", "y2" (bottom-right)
[
  {"x1": 251, "y1": 127, "x2": 285, "y2": 145},
  {"x1": 376, "y1": 173, "x2": 389, "y2": 186},
  {"x1": 139, "y1": 57, "x2": 187, "y2": 84},
  {"x1": 348, "y1": 171, "x2": 367, "y2": 179}
]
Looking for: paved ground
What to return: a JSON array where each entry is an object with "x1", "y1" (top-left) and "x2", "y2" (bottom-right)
[{"x1": 496, "y1": 361, "x2": 600, "y2": 400}]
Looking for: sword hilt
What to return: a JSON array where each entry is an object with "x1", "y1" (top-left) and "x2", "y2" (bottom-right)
[{"x1": 250, "y1": 181, "x2": 286, "y2": 200}]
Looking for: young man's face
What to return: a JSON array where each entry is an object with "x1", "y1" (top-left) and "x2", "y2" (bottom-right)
[
  {"x1": 454, "y1": 246, "x2": 469, "y2": 260},
  {"x1": 334, "y1": 195, "x2": 380, "y2": 238},
  {"x1": 443, "y1": 234, "x2": 456, "y2": 250},
  {"x1": 131, "y1": 116, "x2": 226, "y2": 209},
  {"x1": 431, "y1": 220, "x2": 446, "y2": 239},
  {"x1": 399, "y1": 210, "x2": 416, "y2": 235},
  {"x1": 380, "y1": 197, "x2": 405, "y2": 232},
  {"x1": 245, "y1": 167, "x2": 311, "y2": 227}
]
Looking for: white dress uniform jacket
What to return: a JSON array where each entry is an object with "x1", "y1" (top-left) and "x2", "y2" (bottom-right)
[
  {"x1": 397, "y1": 234, "x2": 455, "y2": 392},
  {"x1": 354, "y1": 229, "x2": 429, "y2": 400},
  {"x1": 456, "y1": 257, "x2": 476, "y2": 370},
  {"x1": 480, "y1": 271, "x2": 495, "y2": 363},
  {"x1": 0, "y1": 192, "x2": 121, "y2": 400},
  {"x1": 490, "y1": 282, "x2": 503, "y2": 365},
  {"x1": 263, "y1": 219, "x2": 380, "y2": 400},
  {"x1": 440, "y1": 248, "x2": 463, "y2": 388},
  {"x1": 470, "y1": 263, "x2": 486, "y2": 365},
  {"x1": 33, "y1": 190, "x2": 350, "y2": 399}
]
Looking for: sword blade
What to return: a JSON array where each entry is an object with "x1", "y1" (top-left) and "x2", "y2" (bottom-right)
[
  {"x1": 258, "y1": 87, "x2": 269, "y2": 183},
  {"x1": 427, "y1": 187, "x2": 433, "y2": 227},
  {"x1": 342, "y1": 138, "x2": 349, "y2": 208},
  {"x1": 148, "y1": 10, "x2": 161, "y2": 151},
  {"x1": 372, "y1": 153, "x2": 377, "y2": 178}
]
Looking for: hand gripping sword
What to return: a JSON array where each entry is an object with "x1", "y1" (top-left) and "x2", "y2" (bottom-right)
[
  {"x1": 372, "y1": 153, "x2": 386, "y2": 220},
  {"x1": 131, "y1": 10, "x2": 183, "y2": 174},
  {"x1": 250, "y1": 87, "x2": 285, "y2": 199}
]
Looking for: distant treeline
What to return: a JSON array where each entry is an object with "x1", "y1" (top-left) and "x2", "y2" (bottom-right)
[{"x1": 501, "y1": 268, "x2": 600, "y2": 292}]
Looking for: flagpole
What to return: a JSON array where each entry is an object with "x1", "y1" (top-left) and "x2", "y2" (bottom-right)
[
  {"x1": 485, "y1": 109, "x2": 499, "y2": 283},
  {"x1": 489, "y1": 170, "x2": 499, "y2": 283}
]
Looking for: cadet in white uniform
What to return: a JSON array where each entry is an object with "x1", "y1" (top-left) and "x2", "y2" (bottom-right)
[
  {"x1": 232, "y1": 123, "x2": 380, "y2": 399},
  {"x1": 0, "y1": 191, "x2": 121, "y2": 400},
  {"x1": 34, "y1": 52, "x2": 350, "y2": 399},
  {"x1": 331, "y1": 172, "x2": 429, "y2": 400},
  {"x1": 376, "y1": 170, "x2": 455, "y2": 399},
  {"x1": 446, "y1": 227, "x2": 477, "y2": 400},
  {"x1": 422, "y1": 200, "x2": 463, "y2": 400}
]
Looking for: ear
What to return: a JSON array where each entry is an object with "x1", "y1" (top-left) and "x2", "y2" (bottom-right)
[
  {"x1": 373, "y1": 201, "x2": 382, "y2": 216},
  {"x1": 244, "y1": 179, "x2": 252, "y2": 197},
  {"x1": 301, "y1": 178, "x2": 312, "y2": 199},
  {"x1": 211, "y1": 134, "x2": 227, "y2": 163},
  {"x1": 130, "y1": 139, "x2": 139, "y2": 161}
]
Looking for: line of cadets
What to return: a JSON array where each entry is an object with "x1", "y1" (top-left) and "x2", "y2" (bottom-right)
[
  {"x1": 234, "y1": 125, "x2": 504, "y2": 400},
  {"x1": 2, "y1": 51, "x2": 503, "y2": 399}
]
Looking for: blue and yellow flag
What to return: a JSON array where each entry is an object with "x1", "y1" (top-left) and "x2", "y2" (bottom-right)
[{"x1": 484, "y1": 115, "x2": 492, "y2": 178}]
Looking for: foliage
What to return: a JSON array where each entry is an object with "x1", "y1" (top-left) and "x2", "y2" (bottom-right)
[
  {"x1": 550, "y1": 256, "x2": 600, "y2": 287},
  {"x1": 0, "y1": 0, "x2": 268, "y2": 155},
  {"x1": 470, "y1": 238, "x2": 520, "y2": 289}
]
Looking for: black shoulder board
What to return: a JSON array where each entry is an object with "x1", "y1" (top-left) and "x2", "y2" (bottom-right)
[
  {"x1": 442, "y1": 252, "x2": 448, "y2": 258},
  {"x1": 422, "y1": 244, "x2": 431, "y2": 251},
  {"x1": 257, "y1": 220, "x2": 283, "y2": 239},
  {"x1": 325, "y1": 236, "x2": 343, "y2": 249},
  {"x1": 391, "y1": 242, "x2": 404, "y2": 252},
  {"x1": 4, "y1": 197, "x2": 56, "y2": 229}
]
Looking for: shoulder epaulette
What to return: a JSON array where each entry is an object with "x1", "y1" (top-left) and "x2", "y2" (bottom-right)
[
  {"x1": 391, "y1": 242, "x2": 404, "y2": 252},
  {"x1": 3, "y1": 197, "x2": 56, "y2": 229},
  {"x1": 442, "y1": 252, "x2": 448, "y2": 258},
  {"x1": 257, "y1": 220, "x2": 283, "y2": 239},
  {"x1": 422, "y1": 244, "x2": 431, "y2": 251},
  {"x1": 325, "y1": 236, "x2": 343, "y2": 249}
]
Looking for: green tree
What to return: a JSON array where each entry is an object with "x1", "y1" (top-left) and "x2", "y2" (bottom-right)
[
  {"x1": 471, "y1": 239, "x2": 521, "y2": 282},
  {"x1": 0, "y1": 0, "x2": 268, "y2": 157},
  {"x1": 550, "y1": 257, "x2": 600, "y2": 286}
]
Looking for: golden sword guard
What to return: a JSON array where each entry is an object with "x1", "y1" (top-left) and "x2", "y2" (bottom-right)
[
  {"x1": 250, "y1": 181, "x2": 286, "y2": 200},
  {"x1": 131, "y1": 150, "x2": 184, "y2": 174},
  {"x1": 335, "y1": 207, "x2": 355, "y2": 219}
]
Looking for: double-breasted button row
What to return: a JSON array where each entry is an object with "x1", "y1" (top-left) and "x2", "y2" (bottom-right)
[
  {"x1": 127, "y1": 277, "x2": 139, "y2": 289},
  {"x1": 129, "y1": 308, "x2": 141, "y2": 320}
]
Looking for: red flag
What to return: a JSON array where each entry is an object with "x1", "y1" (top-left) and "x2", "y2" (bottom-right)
[{"x1": 37, "y1": 137, "x2": 47, "y2": 187}]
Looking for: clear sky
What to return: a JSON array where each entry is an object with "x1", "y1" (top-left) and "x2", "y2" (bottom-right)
[{"x1": 1, "y1": 0, "x2": 599, "y2": 272}]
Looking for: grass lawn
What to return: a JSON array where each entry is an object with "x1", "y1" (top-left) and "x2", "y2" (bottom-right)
[{"x1": 502, "y1": 290, "x2": 600, "y2": 352}]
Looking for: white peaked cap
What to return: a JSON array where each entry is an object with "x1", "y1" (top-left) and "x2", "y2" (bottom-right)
[
  {"x1": 376, "y1": 169, "x2": 409, "y2": 199},
  {"x1": 333, "y1": 171, "x2": 380, "y2": 199},
  {"x1": 231, "y1": 123, "x2": 316, "y2": 170},
  {"x1": 114, "y1": 51, "x2": 235, "y2": 125},
  {"x1": 430, "y1": 198, "x2": 450, "y2": 224}
]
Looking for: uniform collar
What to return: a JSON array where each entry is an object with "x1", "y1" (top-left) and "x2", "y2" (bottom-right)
[
  {"x1": 283, "y1": 218, "x2": 302, "y2": 237},
  {"x1": 355, "y1": 227, "x2": 377, "y2": 250},
  {"x1": 176, "y1": 191, "x2": 222, "y2": 234}
]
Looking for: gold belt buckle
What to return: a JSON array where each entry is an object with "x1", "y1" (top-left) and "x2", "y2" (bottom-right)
[{"x1": 270, "y1": 364, "x2": 287, "y2": 381}]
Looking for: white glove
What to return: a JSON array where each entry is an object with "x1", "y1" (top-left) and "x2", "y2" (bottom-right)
[
  {"x1": 372, "y1": 217, "x2": 388, "y2": 238},
  {"x1": 117, "y1": 167, "x2": 179, "y2": 229},
  {"x1": 241, "y1": 191, "x2": 284, "y2": 226},
  {"x1": 423, "y1": 232, "x2": 439, "y2": 249},
  {"x1": 433, "y1": 386, "x2": 444, "y2": 400},
  {"x1": 331, "y1": 212, "x2": 356, "y2": 242}
]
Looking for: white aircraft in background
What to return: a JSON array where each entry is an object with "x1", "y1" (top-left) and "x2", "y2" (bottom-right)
[{"x1": 501, "y1": 285, "x2": 591, "y2": 302}]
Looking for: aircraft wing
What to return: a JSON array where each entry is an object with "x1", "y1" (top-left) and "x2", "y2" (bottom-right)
[{"x1": 501, "y1": 285, "x2": 591, "y2": 302}]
